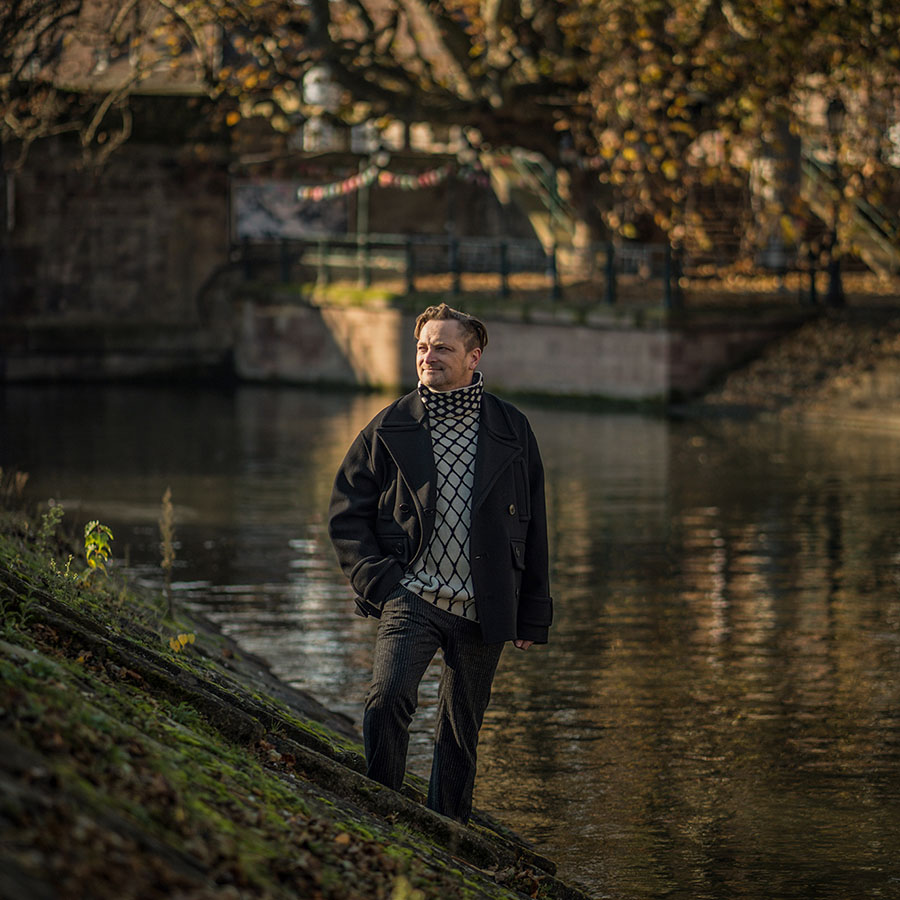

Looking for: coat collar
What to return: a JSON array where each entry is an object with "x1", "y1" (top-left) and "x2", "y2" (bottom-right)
[
  {"x1": 376, "y1": 387, "x2": 522, "y2": 513},
  {"x1": 375, "y1": 392, "x2": 433, "y2": 516}
]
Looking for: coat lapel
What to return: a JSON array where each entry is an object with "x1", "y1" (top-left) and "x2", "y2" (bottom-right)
[
  {"x1": 376, "y1": 391, "x2": 434, "y2": 513},
  {"x1": 473, "y1": 395, "x2": 521, "y2": 511},
  {"x1": 377, "y1": 390, "x2": 520, "y2": 515}
]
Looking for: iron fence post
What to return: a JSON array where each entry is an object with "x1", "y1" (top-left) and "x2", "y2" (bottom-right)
[
  {"x1": 807, "y1": 247, "x2": 818, "y2": 305},
  {"x1": 317, "y1": 239, "x2": 329, "y2": 286},
  {"x1": 673, "y1": 246, "x2": 684, "y2": 308},
  {"x1": 449, "y1": 236, "x2": 461, "y2": 296},
  {"x1": 358, "y1": 236, "x2": 371, "y2": 288},
  {"x1": 549, "y1": 243, "x2": 561, "y2": 300},
  {"x1": 664, "y1": 244, "x2": 672, "y2": 308},
  {"x1": 664, "y1": 244, "x2": 683, "y2": 309},
  {"x1": 604, "y1": 242, "x2": 616, "y2": 305},
  {"x1": 405, "y1": 239, "x2": 415, "y2": 294}
]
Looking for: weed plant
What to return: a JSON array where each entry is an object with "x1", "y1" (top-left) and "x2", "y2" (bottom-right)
[{"x1": 159, "y1": 486, "x2": 176, "y2": 617}]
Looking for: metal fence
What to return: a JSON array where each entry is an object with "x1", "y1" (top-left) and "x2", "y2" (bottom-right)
[{"x1": 233, "y1": 233, "x2": 685, "y2": 307}]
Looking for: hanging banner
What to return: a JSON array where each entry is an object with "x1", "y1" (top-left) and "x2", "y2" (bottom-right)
[
  {"x1": 296, "y1": 163, "x2": 382, "y2": 201},
  {"x1": 295, "y1": 161, "x2": 487, "y2": 202}
]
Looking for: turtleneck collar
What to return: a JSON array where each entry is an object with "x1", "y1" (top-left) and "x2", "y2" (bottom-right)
[{"x1": 417, "y1": 371, "x2": 484, "y2": 420}]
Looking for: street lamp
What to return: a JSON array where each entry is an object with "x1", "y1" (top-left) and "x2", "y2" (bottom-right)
[{"x1": 824, "y1": 97, "x2": 846, "y2": 307}]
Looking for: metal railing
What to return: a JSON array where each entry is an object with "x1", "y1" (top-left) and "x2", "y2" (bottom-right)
[
  {"x1": 505, "y1": 150, "x2": 579, "y2": 243},
  {"x1": 233, "y1": 233, "x2": 685, "y2": 307},
  {"x1": 802, "y1": 152, "x2": 900, "y2": 275}
]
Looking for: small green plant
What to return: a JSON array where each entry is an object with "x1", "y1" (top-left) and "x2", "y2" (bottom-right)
[
  {"x1": 37, "y1": 503, "x2": 65, "y2": 556},
  {"x1": 48, "y1": 554, "x2": 76, "y2": 581},
  {"x1": 0, "y1": 596, "x2": 34, "y2": 641},
  {"x1": 83, "y1": 520, "x2": 114, "y2": 581},
  {"x1": 166, "y1": 700, "x2": 203, "y2": 729},
  {"x1": 159, "y1": 487, "x2": 176, "y2": 617}
]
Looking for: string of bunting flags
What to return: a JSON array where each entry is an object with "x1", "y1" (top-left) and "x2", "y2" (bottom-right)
[{"x1": 296, "y1": 160, "x2": 488, "y2": 202}]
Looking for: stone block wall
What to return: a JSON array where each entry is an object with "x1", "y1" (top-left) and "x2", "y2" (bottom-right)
[
  {"x1": 5, "y1": 139, "x2": 228, "y2": 323},
  {"x1": 667, "y1": 319, "x2": 805, "y2": 397},
  {"x1": 479, "y1": 316, "x2": 671, "y2": 399},
  {"x1": 234, "y1": 300, "x2": 808, "y2": 401},
  {"x1": 234, "y1": 301, "x2": 410, "y2": 387}
]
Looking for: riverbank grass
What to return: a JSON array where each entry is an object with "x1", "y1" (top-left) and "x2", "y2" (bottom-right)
[{"x1": 0, "y1": 484, "x2": 591, "y2": 900}]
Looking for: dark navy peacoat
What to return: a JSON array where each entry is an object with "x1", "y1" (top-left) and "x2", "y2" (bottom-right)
[{"x1": 328, "y1": 387, "x2": 553, "y2": 644}]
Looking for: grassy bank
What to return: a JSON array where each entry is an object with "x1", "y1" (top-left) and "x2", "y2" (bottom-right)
[{"x1": 0, "y1": 479, "x2": 592, "y2": 900}]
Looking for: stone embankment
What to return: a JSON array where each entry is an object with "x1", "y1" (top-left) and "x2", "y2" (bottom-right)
[
  {"x1": 0, "y1": 500, "x2": 594, "y2": 900},
  {"x1": 688, "y1": 305, "x2": 900, "y2": 428}
]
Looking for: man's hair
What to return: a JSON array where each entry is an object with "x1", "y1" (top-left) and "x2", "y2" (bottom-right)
[{"x1": 414, "y1": 303, "x2": 488, "y2": 352}]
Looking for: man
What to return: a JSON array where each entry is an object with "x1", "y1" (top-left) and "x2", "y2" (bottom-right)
[{"x1": 328, "y1": 303, "x2": 553, "y2": 823}]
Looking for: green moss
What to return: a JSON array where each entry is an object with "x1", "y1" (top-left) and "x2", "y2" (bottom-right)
[{"x1": 0, "y1": 503, "x2": 579, "y2": 900}]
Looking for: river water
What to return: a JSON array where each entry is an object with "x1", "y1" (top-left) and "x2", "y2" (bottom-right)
[{"x1": 3, "y1": 383, "x2": 900, "y2": 900}]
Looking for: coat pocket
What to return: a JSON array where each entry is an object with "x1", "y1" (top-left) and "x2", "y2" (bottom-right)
[{"x1": 377, "y1": 530, "x2": 411, "y2": 565}]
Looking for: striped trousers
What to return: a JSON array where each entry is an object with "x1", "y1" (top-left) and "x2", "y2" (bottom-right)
[{"x1": 363, "y1": 585, "x2": 504, "y2": 823}]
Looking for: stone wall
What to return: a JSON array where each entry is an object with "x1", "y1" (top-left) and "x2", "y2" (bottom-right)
[
  {"x1": 233, "y1": 299, "x2": 809, "y2": 402},
  {"x1": 0, "y1": 135, "x2": 806, "y2": 395},
  {"x1": 667, "y1": 318, "x2": 804, "y2": 398},
  {"x1": 479, "y1": 315, "x2": 671, "y2": 399},
  {"x1": 4, "y1": 138, "x2": 229, "y2": 323},
  {"x1": 234, "y1": 301, "x2": 411, "y2": 387}
]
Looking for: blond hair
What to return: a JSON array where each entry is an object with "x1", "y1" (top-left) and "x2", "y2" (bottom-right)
[{"x1": 414, "y1": 303, "x2": 488, "y2": 352}]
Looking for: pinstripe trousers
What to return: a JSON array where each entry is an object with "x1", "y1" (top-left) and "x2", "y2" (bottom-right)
[{"x1": 363, "y1": 585, "x2": 504, "y2": 823}]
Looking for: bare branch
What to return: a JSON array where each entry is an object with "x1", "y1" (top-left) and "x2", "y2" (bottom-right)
[
  {"x1": 81, "y1": 73, "x2": 140, "y2": 149},
  {"x1": 109, "y1": 0, "x2": 142, "y2": 40},
  {"x1": 89, "y1": 103, "x2": 133, "y2": 168}
]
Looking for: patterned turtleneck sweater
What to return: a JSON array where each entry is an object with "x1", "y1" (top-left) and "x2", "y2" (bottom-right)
[{"x1": 400, "y1": 371, "x2": 484, "y2": 622}]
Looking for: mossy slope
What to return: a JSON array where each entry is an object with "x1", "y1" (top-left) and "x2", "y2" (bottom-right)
[{"x1": 0, "y1": 504, "x2": 594, "y2": 900}]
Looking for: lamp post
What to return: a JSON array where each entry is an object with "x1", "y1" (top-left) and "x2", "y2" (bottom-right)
[{"x1": 824, "y1": 97, "x2": 845, "y2": 307}]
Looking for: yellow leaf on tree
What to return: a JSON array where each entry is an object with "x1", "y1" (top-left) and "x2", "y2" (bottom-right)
[{"x1": 780, "y1": 215, "x2": 798, "y2": 242}]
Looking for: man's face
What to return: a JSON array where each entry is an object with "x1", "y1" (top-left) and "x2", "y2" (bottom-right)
[{"x1": 416, "y1": 319, "x2": 481, "y2": 392}]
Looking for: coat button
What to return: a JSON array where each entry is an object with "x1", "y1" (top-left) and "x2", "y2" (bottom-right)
[
  {"x1": 399, "y1": 503, "x2": 411, "y2": 514},
  {"x1": 424, "y1": 507, "x2": 436, "y2": 517},
  {"x1": 393, "y1": 542, "x2": 404, "y2": 555},
  {"x1": 508, "y1": 504, "x2": 516, "y2": 515}
]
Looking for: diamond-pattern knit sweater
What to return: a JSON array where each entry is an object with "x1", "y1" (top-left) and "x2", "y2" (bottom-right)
[{"x1": 400, "y1": 373, "x2": 483, "y2": 621}]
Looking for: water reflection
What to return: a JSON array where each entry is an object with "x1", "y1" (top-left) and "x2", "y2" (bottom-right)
[
  {"x1": 2, "y1": 383, "x2": 900, "y2": 900},
  {"x1": 479, "y1": 413, "x2": 900, "y2": 899}
]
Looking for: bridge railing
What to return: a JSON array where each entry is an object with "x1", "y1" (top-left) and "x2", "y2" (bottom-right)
[
  {"x1": 232, "y1": 233, "x2": 689, "y2": 307},
  {"x1": 234, "y1": 233, "x2": 555, "y2": 295}
]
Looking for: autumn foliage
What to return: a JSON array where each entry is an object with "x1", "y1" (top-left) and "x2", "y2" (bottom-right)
[{"x1": 2, "y1": 0, "x2": 899, "y2": 250}]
